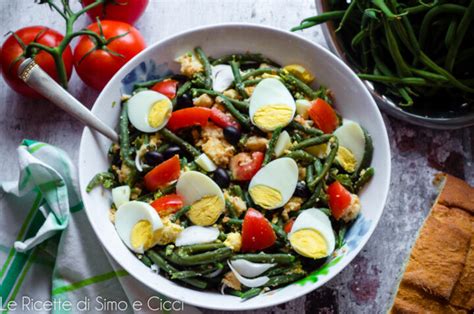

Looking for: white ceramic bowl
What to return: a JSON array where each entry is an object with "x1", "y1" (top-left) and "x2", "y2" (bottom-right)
[{"x1": 79, "y1": 23, "x2": 391, "y2": 311}]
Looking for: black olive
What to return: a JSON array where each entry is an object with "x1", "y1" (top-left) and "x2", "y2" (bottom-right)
[
  {"x1": 144, "y1": 151, "x2": 164, "y2": 166},
  {"x1": 176, "y1": 93, "x2": 193, "y2": 108},
  {"x1": 163, "y1": 146, "x2": 182, "y2": 160},
  {"x1": 294, "y1": 182, "x2": 311, "y2": 198},
  {"x1": 240, "y1": 61, "x2": 260, "y2": 71},
  {"x1": 213, "y1": 168, "x2": 230, "y2": 188},
  {"x1": 223, "y1": 126, "x2": 241, "y2": 145},
  {"x1": 171, "y1": 74, "x2": 189, "y2": 84}
]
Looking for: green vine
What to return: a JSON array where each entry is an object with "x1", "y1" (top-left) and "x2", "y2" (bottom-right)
[{"x1": 15, "y1": 0, "x2": 109, "y2": 89}]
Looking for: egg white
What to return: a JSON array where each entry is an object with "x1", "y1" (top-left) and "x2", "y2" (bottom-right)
[
  {"x1": 115, "y1": 201, "x2": 163, "y2": 254},
  {"x1": 176, "y1": 171, "x2": 224, "y2": 206},
  {"x1": 334, "y1": 119, "x2": 365, "y2": 170},
  {"x1": 289, "y1": 208, "x2": 336, "y2": 257},
  {"x1": 175, "y1": 226, "x2": 219, "y2": 246},
  {"x1": 249, "y1": 78, "x2": 296, "y2": 131},
  {"x1": 127, "y1": 90, "x2": 172, "y2": 133},
  {"x1": 211, "y1": 64, "x2": 234, "y2": 92},
  {"x1": 248, "y1": 157, "x2": 298, "y2": 209}
]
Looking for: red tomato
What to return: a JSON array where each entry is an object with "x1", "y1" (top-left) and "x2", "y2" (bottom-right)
[
  {"x1": 151, "y1": 80, "x2": 178, "y2": 99},
  {"x1": 73, "y1": 20, "x2": 146, "y2": 90},
  {"x1": 209, "y1": 107, "x2": 241, "y2": 130},
  {"x1": 1, "y1": 26, "x2": 73, "y2": 98},
  {"x1": 166, "y1": 107, "x2": 211, "y2": 131},
  {"x1": 229, "y1": 152, "x2": 264, "y2": 181},
  {"x1": 327, "y1": 181, "x2": 352, "y2": 220},
  {"x1": 241, "y1": 208, "x2": 276, "y2": 252},
  {"x1": 144, "y1": 155, "x2": 181, "y2": 191},
  {"x1": 150, "y1": 194, "x2": 183, "y2": 216},
  {"x1": 82, "y1": 0, "x2": 149, "y2": 25},
  {"x1": 283, "y1": 218, "x2": 295, "y2": 234},
  {"x1": 308, "y1": 98, "x2": 339, "y2": 134}
]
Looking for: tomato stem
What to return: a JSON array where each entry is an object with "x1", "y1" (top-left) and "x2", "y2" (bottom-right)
[{"x1": 23, "y1": 0, "x2": 106, "y2": 89}]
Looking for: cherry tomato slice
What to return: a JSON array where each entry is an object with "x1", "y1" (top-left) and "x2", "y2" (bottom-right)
[
  {"x1": 166, "y1": 107, "x2": 211, "y2": 131},
  {"x1": 229, "y1": 152, "x2": 264, "y2": 181},
  {"x1": 209, "y1": 107, "x2": 241, "y2": 130},
  {"x1": 144, "y1": 155, "x2": 180, "y2": 191},
  {"x1": 283, "y1": 218, "x2": 295, "y2": 234},
  {"x1": 308, "y1": 98, "x2": 339, "y2": 134},
  {"x1": 241, "y1": 208, "x2": 276, "y2": 252},
  {"x1": 151, "y1": 80, "x2": 178, "y2": 99},
  {"x1": 150, "y1": 194, "x2": 183, "y2": 216},
  {"x1": 328, "y1": 181, "x2": 352, "y2": 220}
]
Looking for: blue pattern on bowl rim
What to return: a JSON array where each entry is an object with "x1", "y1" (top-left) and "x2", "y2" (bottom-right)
[{"x1": 121, "y1": 59, "x2": 174, "y2": 94}]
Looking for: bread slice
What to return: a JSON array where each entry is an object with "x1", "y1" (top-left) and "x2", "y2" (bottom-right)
[{"x1": 390, "y1": 174, "x2": 474, "y2": 312}]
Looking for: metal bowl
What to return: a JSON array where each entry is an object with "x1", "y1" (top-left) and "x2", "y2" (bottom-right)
[{"x1": 315, "y1": 0, "x2": 474, "y2": 130}]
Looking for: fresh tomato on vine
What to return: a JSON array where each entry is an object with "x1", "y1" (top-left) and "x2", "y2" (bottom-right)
[
  {"x1": 73, "y1": 20, "x2": 146, "y2": 90},
  {"x1": 0, "y1": 26, "x2": 73, "y2": 98},
  {"x1": 82, "y1": 0, "x2": 149, "y2": 25}
]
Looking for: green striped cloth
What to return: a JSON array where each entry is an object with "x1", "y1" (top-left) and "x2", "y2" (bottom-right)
[{"x1": 0, "y1": 140, "x2": 199, "y2": 314}]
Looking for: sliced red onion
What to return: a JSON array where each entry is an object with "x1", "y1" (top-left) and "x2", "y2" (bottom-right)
[
  {"x1": 204, "y1": 268, "x2": 223, "y2": 278},
  {"x1": 151, "y1": 264, "x2": 160, "y2": 274},
  {"x1": 227, "y1": 261, "x2": 269, "y2": 288},
  {"x1": 212, "y1": 65, "x2": 234, "y2": 92},
  {"x1": 135, "y1": 149, "x2": 144, "y2": 172},
  {"x1": 230, "y1": 259, "x2": 276, "y2": 278}
]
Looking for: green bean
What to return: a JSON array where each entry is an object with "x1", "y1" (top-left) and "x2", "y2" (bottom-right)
[
  {"x1": 263, "y1": 265, "x2": 295, "y2": 277},
  {"x1": 230, "y1": 60, "x2": 249, "y2": 99},
  {"x1": 232, "y1": 253, "x2": 295, "y2": 264},
  {"x1": 165, "y1": 247, "x2": 233, "y2": 266},
  {"x1": 404, "y1": 0, "x2": 439, "y2": 15},
  {"x1": 265, "y1": 272, "x2": 305, "y2": 288},
  {"x1": 263, "y1": 127, "x2": 283, "y2": 165},
  {"x1": 290, "y1": 134, "x2": 333, "y2": 151},
  {"x1": 228, "y1": 288, "x2": 263, "y2": 300},
  {"x1": 225, "y1": 218, "x2": 243, "y2": 226},
  {"x1": 159, "y1": 128, "x2": 201, "y2": 157},
  {"x1": 119, "y1": 103, "x2": 135, "y2": 168},
  {"x1": 177, "y1": 242, "x2": 225, "y2": 255},
  {"x1": 279, "y1": 72, "x2": 317, "y2": 98},
  {"x1": 445, "y1": 1, "x2": 474, "y2": 72},
  {"x1": 271, "y1": 223, "x2": 287, "y2": 241},
  {"x1": 243, "y1": 78, "x2": 263, "y2": 86},
  {"x1": 86, "y1": 172, "x2": 116, "y2": 192},
  {"x1": 241, "y1": 68, "x2": 278, "y2": 81},
  {"x1": 336, "y1": 224, "x2": 347, "y2": 249},
  {"x1": 383, "y1": 19, "x2": 411, "y2": 77},
  {"x1": 301, "y1": 181, "x2": 323, "y2": 209},
  {"x1": 230, "y1": 185, "x2": 244, "y2": 199},
  {"x1": 171, "y1": 205, "x2": 191, "y2": 222},
  {"x1": 137, "y1": 254, "x2": 153, "y2": 267},
  {"x1": 289, "y1": 121, "x2": 323, "y2": 136},
  {"x1": 172, "y1": 81, "x2": 192, "y2": 107},
  {"x1": 354, "y1": 167, "x2": 375, "y2": 192},
  {"x1": 194, "y1": 47, "x2": 212, "y2": 89},
  {"x1": 444, "y1": 19, "x2": 458, "y2": 48},
  {"x1": 192, "y1": 88, "x2": 249, "y2": 111},
  {"x1": 419, "y1": 4, "x2": 466, "y2": 50},
  {"x1": 308, "y1": 138, "x2": 339, "y2": 188},
  {"x1": 147, "y1": 251, "x2": 207, "y2": 289},
  {"x1": 285, "y1": 150, "x2": 317, "y2": 164},
  {"x1": 291, "y1": 11, "x2": 345, "y2": 31},
  {"x1": 211, "y1": 53, "x2": 279, "y2": 67},
  {"x1": 226, "y1": 200, "x2": 238, "y2": 218},
  {"x1": 357, "y1": 74, "x2": 438, "y2": 86},
  {"x1": 336, "y1": 0, "x2": 358, "y2": 32},
  {"x1": 371, "y1": 0, "x2": 406, "y2": 19}
]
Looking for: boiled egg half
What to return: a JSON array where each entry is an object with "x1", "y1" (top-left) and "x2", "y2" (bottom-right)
[
  {"x1": 289, "y1": 208, "x2": 335, "y2": 259},
  {"x1": 115, "y1": 201, "x2": 163, "y2": 254},
  {"x1": 249, "y1": 78, "x2": 296, "y2": 131},
  {"x1": 248, "y1": 157, "x2": 298, "y2": 210},
  {"x1": 127, "y1": 90, "x2": 173, "y2": 133},
  {"x1": 176, "y1": 171, "x2": 225, "y2": 226}
]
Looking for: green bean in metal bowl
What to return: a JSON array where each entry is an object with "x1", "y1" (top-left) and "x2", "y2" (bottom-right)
[
  {"x1": 294, "y1": 0, "x2": 474, "y2": 129},
  {"x1": 86, "y1": 48, "x2": 375, "y2": 300}
]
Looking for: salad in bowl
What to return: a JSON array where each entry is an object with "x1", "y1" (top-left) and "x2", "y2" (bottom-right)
[
  {"x1": 87, "y1": 47, "x2": 374, "y2": 298},
  {"x1": 79, "y1": 23, "x2": 390, "y2": 310}
]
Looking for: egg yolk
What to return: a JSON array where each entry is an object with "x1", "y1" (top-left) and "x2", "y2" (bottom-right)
[
  {"x1": 153, "y1": 216, "x2": 183, "y2": 245},
  {"x1": 305, "y1": 143, "x2": 329, "y2": 159},
  {"x1": 187, "y1": 195, "x2": 224, "y2": 226},
  {"x1": 336, "y1": 146, "x2": 357, "y2": 173},
  {"x1": 253, "y1": 104, "x2": 293, "y2": 131},
  {"x1": 289, "y1": 229, "x2": 328, "y2": 259},
  {"x1": 249, "y1": 185, "x2": 282, "y2": 209},
  {"x1": 283, "y1": 64, "x2": 315, "y2": 84},
  {"x1": 148, "y1": 99, "x2": 171, "y2": 128},
  {"x1": 131, "y1": 220, "x2": 154, "y2": 250}
]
